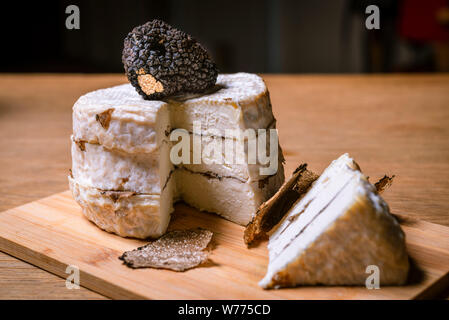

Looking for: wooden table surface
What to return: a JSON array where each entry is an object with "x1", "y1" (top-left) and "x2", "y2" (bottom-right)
[{"x1": 0, "y1": 74, "x2": 448, "y2": 299}]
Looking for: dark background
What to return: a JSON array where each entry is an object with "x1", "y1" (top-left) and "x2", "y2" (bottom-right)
[{"x1": 1, "y1": 0, "x2": 448, "y2": 73}]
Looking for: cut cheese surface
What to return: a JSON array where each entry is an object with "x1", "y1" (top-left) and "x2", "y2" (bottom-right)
[
  {"x1": 175, "y1": 165, "x2": 284, "y2": 226},
  {"x1": 267, "y1": 154, "x2": 359, "y2": 260},
  {"x1": 260, "y1": 154, "x2": 409, "y2": 288}
]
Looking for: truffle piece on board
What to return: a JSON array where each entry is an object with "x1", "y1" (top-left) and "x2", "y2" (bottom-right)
[
  {"x1": 122, "y1": 19, "x2": 218, "y2": 100},
  {"x1": 119, "y1": 228, "x2": 213, "y2": 271},
  {"x1": 244, "y1": 164, "x2": 318, "y2": 246}
]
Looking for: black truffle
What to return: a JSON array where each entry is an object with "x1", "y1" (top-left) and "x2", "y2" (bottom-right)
[{"x1": 122, "y1": 20, "x2": 218, "y2": 100}]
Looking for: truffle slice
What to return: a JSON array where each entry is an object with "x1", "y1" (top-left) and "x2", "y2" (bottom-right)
[
  {"x1": 374, "y1": 175, "x2": 395, "y2": 194},
  {"x1": 122, "y1": 19, "x2": 218, "y2": 100},
  {"x1": 244, "y1": 164, "x2": 318, "y2": 246},
  {"x1": 119, "y1": 228, "x2": 213, "y2": 271}
]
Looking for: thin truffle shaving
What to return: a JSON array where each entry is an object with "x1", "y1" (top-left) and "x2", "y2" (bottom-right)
[{"x1": 119, "y1": 228, "x2": 213, "y2": 271}]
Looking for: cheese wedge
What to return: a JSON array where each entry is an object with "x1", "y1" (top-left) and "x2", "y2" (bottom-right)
[{"x1": 260, "y1": 154, "x2": 409, "y2": 288}]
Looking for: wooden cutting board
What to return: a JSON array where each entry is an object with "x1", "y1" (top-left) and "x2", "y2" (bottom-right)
[{"x1": 0, "y1": 190, "x2": 448, "y2": 299}]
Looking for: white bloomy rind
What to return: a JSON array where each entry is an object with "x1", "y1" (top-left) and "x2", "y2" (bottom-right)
[
  {"x1": 71, "y1": 136, "x2": 172, "y2": 194},
  {"x1": 259, "y1": 154, "x2": 409, "y2": 288}
]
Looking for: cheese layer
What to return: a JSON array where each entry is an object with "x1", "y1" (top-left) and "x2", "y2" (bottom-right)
[
  {"x1": 70, "y1": 73, "x2": 284, "y2": 238},
  {"x1": 69, "y1": 175, "x2": 174, "y2": 239},
  {"x1": 73, "y1": 73, "x2": 274, "y2": 154}
]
